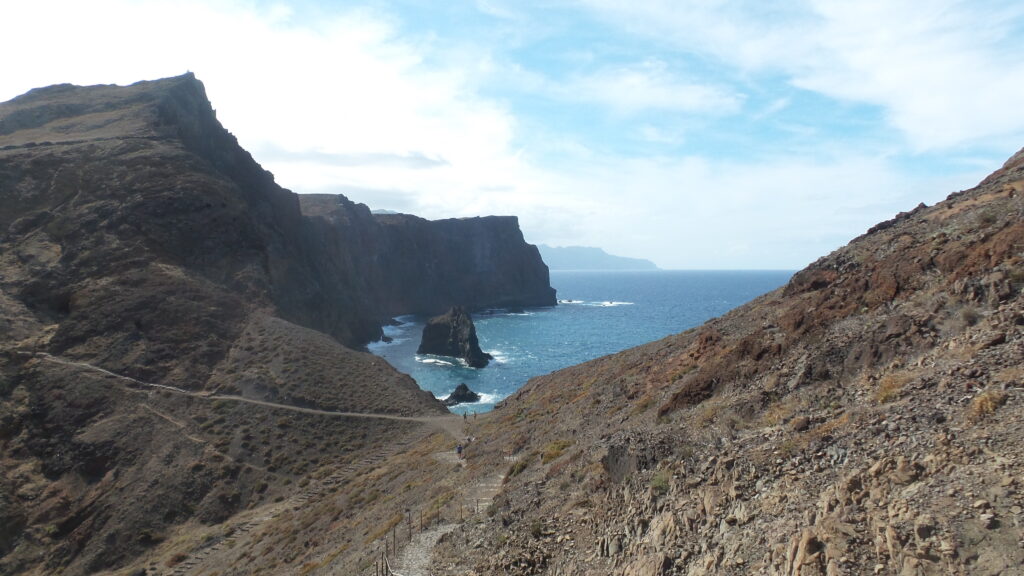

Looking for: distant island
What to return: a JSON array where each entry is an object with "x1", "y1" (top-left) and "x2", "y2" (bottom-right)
[{"x1": 537, "y1": 244, "x2": 659, "y2": 270}]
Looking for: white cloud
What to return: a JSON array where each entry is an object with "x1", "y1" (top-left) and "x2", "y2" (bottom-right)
[
  {"x1": 529, "y1": 152, "x2": 980, "y2": 269},
  {"x1": 0, "y1": 0, "x2": 1011, "y2": 270},
  {"x1": 0, "y1": 0, "x2": 534, "y2": 218},
  {"x1": 557, "y1": 60, "x2": 743, "y2": 115},
  {"x1": 576, "y1": 0, "x2": 1024, "y2": 151}
]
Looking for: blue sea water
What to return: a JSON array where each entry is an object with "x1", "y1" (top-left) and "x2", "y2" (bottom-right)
[{"x1": 368, "y1": 270, "x2": 793, "y2": 414}]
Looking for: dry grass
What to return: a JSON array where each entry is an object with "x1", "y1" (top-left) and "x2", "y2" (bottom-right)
[
  {"x1": 808, "y1": 412, "x2": 851, "y2": 440},
  {"x1": 993, "y1": 365, "x2": 1024, "y2": 386},
  {"x1": 968, "y1": 389, "x2": 1008, "y2": 423},
  {"x1": 759, "y1": 399, "x2": 797, "y2": 428},
  {"x1": 874, "y1": 373, "x2": 913, "y2": 403},
  {"x1": 541, "y1": 440, "x2": 574, "y2": 464},
  {"x1": 365, "y1": 513, "x2": 404, "y2": 544}
]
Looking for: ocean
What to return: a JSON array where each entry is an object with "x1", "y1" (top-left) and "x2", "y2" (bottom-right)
[{"x1": 368, "y1": 270, "x2": 793, "y2": 413}]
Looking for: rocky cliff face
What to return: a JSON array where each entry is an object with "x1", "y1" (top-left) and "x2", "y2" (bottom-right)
[
  {"x1": 0, "y1": 74, "x2": 552, "y2": 575},
  {"x1": 298, "y1": 194, "x2": 556, "y2": 316}
]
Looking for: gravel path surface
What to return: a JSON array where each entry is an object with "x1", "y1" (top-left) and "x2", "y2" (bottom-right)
[{"x1": 390, "y1": 524, "x2": 458, "y2": 576}]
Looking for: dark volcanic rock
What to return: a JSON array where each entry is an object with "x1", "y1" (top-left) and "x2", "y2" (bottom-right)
[
  {"x1": 417, "y1": 307, "x2": 493, "y2": 368},
  {"x1": 298, "y1": 195, "x2": 557, "y2": 317},
  {"x1": 443, "y1": 383, "x2": 482, "y2": 406},
  {"x1": 0, "y1": 74, "x2": 553, "y2": 575}
]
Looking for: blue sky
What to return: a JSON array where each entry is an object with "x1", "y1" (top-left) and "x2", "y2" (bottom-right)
[{"x1": 4, "y1": 0, "x2": 1024, "y2": 268}]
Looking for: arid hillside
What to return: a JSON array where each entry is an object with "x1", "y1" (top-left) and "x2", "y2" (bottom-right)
[
  {"x1": 160, "y1": 149, "x2": 1024, "y2": 576},
  {"x1": 420, "y1": 149, "x2": 1024, "y2": 575},
  {"x1": 0, "y1": 75, "x2": 552, "y2": 576}
]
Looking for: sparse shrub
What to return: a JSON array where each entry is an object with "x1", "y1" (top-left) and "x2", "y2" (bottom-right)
[
  {"x1": 505, "y1": 460, "x2": 528, "y2": 480},
  {"x1": 969, "y1": 389, "x2": 1008, "y2": 422},
  {"x1": 875, "y1": 373, "x2": 912, "y2": 403},
  {"x1": 1008, "y1": 267, "x2": 1024, "y2": 288},
  {"x1": 529, "y1": 521, "x2": 545, "y2": 538},
  {"x1": 959, "y1": 306, "x2": 980, "y2": 328},
  {"x1": 541, "y1": 440, "x2": 574, "y2": 464},
  {"x1": 165, "y1": 552, "x2": 189, "y2": 567},
  {"x1": 650, "y1": 469, "x2": 671, "y2": 496},
  {"x1": 978, "y1": 207, "x2": 999, "y2": 226},
  {"x1": 630, "y1": 394, "x2": 654, "y2": 415}
]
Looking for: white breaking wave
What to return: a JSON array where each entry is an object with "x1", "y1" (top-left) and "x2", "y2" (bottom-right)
[
  {"x1": 415, "y1": 356, "x2": 457, "y2": 367},
  {"x1": 476, "y1": 392, "x2": 504, "y2": 404},
  {"x1": 488, "y1": 350, "x2": 510, "y2": 364}
]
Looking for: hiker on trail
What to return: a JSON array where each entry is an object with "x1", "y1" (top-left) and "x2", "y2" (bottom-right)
[{"x1": 456, "y1": 443, "x2": 463, "y2": 459}]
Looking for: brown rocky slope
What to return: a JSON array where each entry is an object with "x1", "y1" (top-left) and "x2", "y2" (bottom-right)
[
  {"x1": 421, "y1": 149, "x2": 1024, "y2": 575},
  {"x1": 0, "y1": 75, "x2": 553, "y2": 575},
  {"x1": 191, "y1": 149, "x2": 1024, "y2": 576}
]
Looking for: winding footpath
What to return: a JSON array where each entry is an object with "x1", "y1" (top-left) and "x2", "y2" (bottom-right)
[
  {"x1": 30, "y1": 352, "x2": 465, "y2": 439},
  {"x1": 24, "y1": 352, "x2": 493, "y2": 576}
]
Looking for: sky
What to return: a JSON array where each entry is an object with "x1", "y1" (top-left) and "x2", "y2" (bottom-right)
[{"x1": 3, "y1": 1, "x2": 1024, "y2": 269}]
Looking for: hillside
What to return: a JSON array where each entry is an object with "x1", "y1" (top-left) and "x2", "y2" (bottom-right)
[
  {"x1": 417, "y1": 149, "x2": 1024, "y2": 575},
  {"x1": 0, "y1": 75, "x2": 552, "y2": 575},
  {"x1": 538, "y1": 244, "x2": 659, "y2": 271},
  {"x1": 89, "y1": 151, "x2": 1024, "y2": 576}
]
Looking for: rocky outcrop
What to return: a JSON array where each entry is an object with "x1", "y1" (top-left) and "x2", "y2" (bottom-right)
[
  {"x1": 443, "y1": 383, "x2": 482, "y2": 406},
  {"x1": 418, "y1": 307, "x2": 493, "y2": 368}
]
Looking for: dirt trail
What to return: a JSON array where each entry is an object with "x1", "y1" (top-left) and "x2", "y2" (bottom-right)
[
  {"x1": 31, "y1": 352, "x2": 465, "y2": 439},
  {"x1": 389, "y1": 523, "x2": 459, "y2": 576},
  {"x1": 26, "y1": 352, "x2": 488, "y2": 576}
]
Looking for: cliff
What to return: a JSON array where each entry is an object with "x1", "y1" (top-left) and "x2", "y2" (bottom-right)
[
  {"x1": 298, "y1": 195, "x2": 556, "y2": 316},
  {"x1": 0, "y1": 74, "x2": 551, "y2": 575}
]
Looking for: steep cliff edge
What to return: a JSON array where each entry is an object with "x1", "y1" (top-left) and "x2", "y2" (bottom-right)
[
  {"x1": 0, "y1": 74, "x2": 551, "y2": 575},
  {"x1": 298, "y1": 194, "x2": 556, "y2": 316}
]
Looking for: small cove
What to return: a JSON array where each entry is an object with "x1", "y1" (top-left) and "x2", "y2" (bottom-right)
[{"x1": 369, "y1": 270, "x2": 793, "y2": 413}]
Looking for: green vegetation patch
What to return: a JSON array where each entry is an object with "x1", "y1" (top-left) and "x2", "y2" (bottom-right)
[{"x1": 541, "y1": 439, "x2": 574, "y2": 464}]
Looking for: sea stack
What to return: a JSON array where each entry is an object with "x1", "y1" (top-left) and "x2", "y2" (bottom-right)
[
  {"x1": 417, "y1": 306, "x2": 493, "y2": 368},
  {"x1": 443, "y1": 383, "x2": 482, "y2": 406}
]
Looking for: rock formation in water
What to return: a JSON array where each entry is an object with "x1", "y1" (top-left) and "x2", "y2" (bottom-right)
[
  {"x1": 417, "y1": 306, "x2": 493, "y2": 368},
  {"x1": 0, "y1": 74, "x2": 551, "y2": 575},
  {"x1": 443, "y1": 383, "x2": 482, "y2": 406}
]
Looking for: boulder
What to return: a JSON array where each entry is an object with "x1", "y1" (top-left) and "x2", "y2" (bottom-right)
[
  {"x1": 443, "y1": 383, "x2": 482, "y2": 406},
  {"x1": 418, "y1": 307, "x2": 493, "y2": 368}
]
